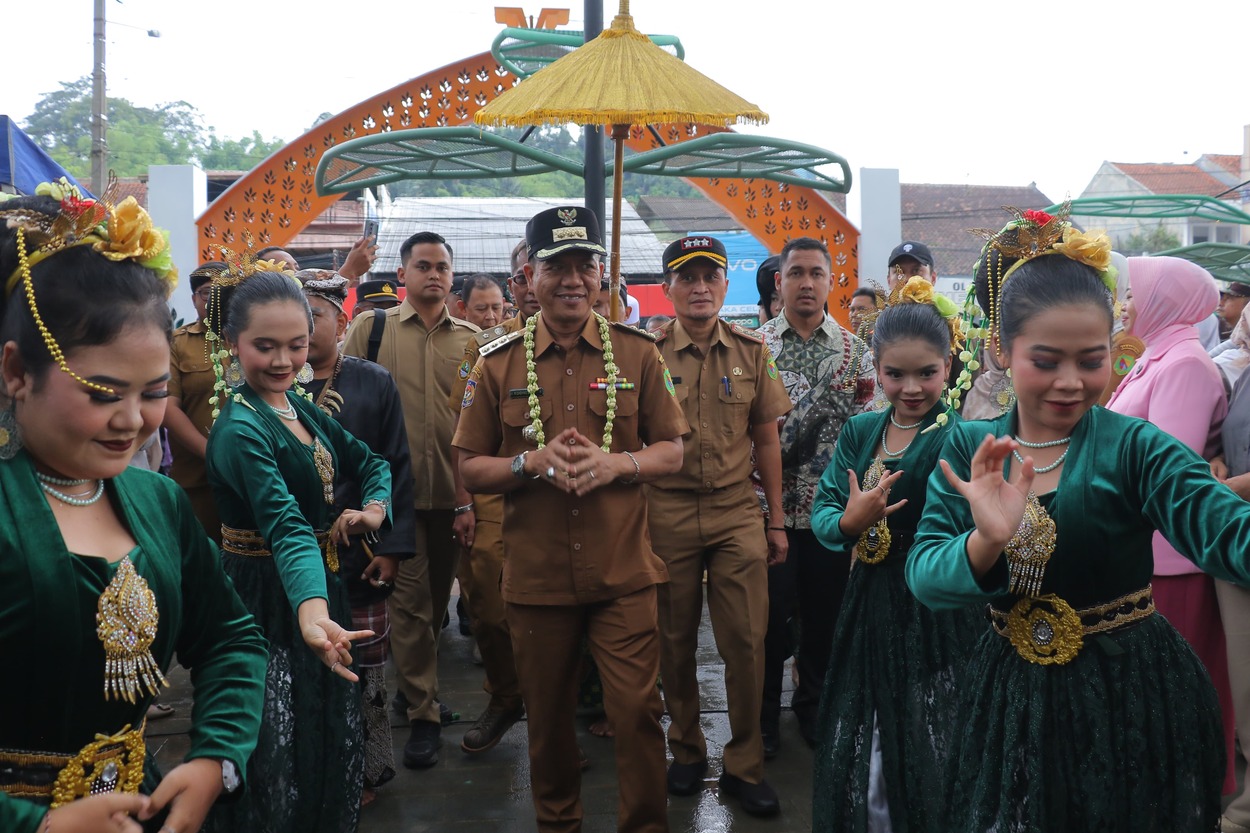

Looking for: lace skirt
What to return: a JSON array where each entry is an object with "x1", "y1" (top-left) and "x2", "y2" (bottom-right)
[
  {"x1": 205, "y1": 553, "x2": 365, "y2": 833},
  {"x1": 947, "y1": 612, "x2": 1223, "y2": 833},
  {"x1": 812, "y1": 551, "x2": 983, "y2": 833}
]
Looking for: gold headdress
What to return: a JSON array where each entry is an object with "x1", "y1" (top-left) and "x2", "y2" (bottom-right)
[
  {"x1": 202, "y1": 234, "x2": 308, "y2": 420},
  {"x1": 0, "y1": 177, "x2": 178, "y2": 395}
]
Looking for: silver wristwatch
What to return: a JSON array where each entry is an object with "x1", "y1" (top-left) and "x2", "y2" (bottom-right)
[
  {"x1": 220, "y1": 758, "x2": 241, "y2": 794},
  {"x1": 511, "y1": 451, "x2": 538, "y2": 480}
]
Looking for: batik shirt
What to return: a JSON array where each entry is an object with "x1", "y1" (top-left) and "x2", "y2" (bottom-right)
[{"x1": 757, "y1": 313, "x2": 875, "y2": 529}]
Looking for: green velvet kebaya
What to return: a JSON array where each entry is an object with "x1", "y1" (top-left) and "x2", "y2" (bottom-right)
[
  {"x1": 809, "y1": 403, "x2": 982, "y2": 833},
  {"x1": 0, "y1": 453, "x2": 268, "y2": 833},
  {"x1": 204, "y1": 384, "x2": 391, "y2": 833},
  {"x1": 909, "y1": 406, "x2": 1250, "y2": 832}
]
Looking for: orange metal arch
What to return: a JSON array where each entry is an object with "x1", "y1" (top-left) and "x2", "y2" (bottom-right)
[{"x1": 197, "y1": 49, "x2": 859, "y2": 324}]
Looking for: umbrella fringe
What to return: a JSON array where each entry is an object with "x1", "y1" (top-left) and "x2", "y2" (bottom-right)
[{"x1": 476, "y1": 111, "x2": 768, "y2": 128}]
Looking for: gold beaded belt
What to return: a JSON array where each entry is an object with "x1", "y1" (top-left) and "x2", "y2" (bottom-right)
[
  {"x1": 0, "y1": 722, "x2": 145, "y2": 808},
  {"x1": 222, "y1": 524, "x2": 339, "y2": 572},
  {"x1": 987, "y1": 586, "x2": 1155, "y2": 666}
]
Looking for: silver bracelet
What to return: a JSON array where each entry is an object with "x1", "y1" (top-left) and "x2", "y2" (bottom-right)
[
  {"x1": 621, "y1": 450, "x2": 641, "y2": 485},
  {"x1": 453, "y1": 503, "x2": 475, "y2": 516},
  {"x1": 363, "y1": 498, "x2": 390, "y2": 513}
]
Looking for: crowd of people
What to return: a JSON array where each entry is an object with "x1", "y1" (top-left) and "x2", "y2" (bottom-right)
[{"x1": 3, "y1": 177, "x2": 1250, "y2": 833}]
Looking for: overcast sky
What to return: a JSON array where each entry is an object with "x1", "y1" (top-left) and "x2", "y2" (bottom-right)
[{"x1": 7, "y1": 0, "x2": 1248, "y2": 207}]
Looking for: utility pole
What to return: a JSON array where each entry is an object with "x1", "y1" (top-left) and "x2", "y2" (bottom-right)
[{"x1": 91, "y1": 0, "x2": 107, "y2": 196}]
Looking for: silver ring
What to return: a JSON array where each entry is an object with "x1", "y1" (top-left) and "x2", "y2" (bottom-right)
[
  {"x1": 376, "y1": 580, "x2": 392, "y2": 588},
  {"x1": 589, "y1": 471, "x2": 597, "y2": 480},
  {"x1": 331, "y1": 661, "x2": 341, "y2": 673},
  {"x1": 546, "y1": 466, "x2": 556, "y2": 480}
]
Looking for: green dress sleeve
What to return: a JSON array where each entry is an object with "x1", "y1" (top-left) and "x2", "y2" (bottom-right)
[
  {"x1": 811, "y1": 413, "x2": 873, "y2": 551},
  {"x1": 210, "y1": 411, "x2": 330, "y2": 610},
  {"x1": 166, "y1": 482, "x2": 268, "y2": 786},
  {"x1": 908, "y1": 418, "x2": 1009, "y2": 610},
  {"x1": 0, "y1": 797, "x2": 46, "y2": 833}
]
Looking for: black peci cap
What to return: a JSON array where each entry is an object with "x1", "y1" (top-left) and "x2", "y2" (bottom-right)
[
  {"x1": 525, "y1": 206, "x2": 607, "y2": 261},
  {"x1": 662, "y1": 235, "x2": 728, "y2": 273}
]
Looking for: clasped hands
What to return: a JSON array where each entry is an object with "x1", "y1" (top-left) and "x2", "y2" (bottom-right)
[{"x1": 527, "y1": 427, "x2": 619, "y2": 496}]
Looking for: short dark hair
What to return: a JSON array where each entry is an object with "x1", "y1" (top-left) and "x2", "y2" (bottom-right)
[
  {"x1": 779, "y1": 237, "x2": 831, "y2": 272},
  {"x1": 0, "y1": 195, "x2": 171, "y2": 385},
  {"x1": 851, "y1": 287, "x2": 880, "y2": 306},
  {"x1": 510, "y1": 239, "x2": 528, "y2": 275},
  {"x1": 255, "y1": 246, "x2": 295, "y2": 262},
  {"x1": 999, "y1": 256, "x2": 1113, "y2": 349},
  {"x1": 461, "y1": 273, "x2": 502, "y2": 305},
  {"x1": 400, "y1": 231, "x2": 452, "y2": 266},
  {"x1": 871, "y1": 302, "x2": 951, "y2": 359},
  {"x1": 221, "y1": 271, "x2": 313, "y2": 344}
]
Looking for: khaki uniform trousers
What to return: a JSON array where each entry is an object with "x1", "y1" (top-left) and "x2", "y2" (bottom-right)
[
  {"x1": 508, "y1": 587, "x2": 668, "y2": 833},
  {"x1": 647, "y1": 481, "x2": 768, "y2": 783},
  {"x1": 390, "y1": 508, "x2": 459, "y2": 724},
  {"x1": 1217, "y1": 579, "x2": 1250, "y2": 828},
  {"x1": 459, "y1": 516, "x2": 522, "y2": 709}
]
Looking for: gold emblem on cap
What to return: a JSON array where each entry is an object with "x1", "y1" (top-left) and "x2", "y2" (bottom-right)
[{"x1": 557, "y1": 208, "x2": 577, "y2": 226}]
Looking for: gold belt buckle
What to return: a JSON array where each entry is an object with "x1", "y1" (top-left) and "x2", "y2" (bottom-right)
[
  {"x1": 51, "y1": 723, "x2": 146, "y2": 808},
  {"x1": 1004, "y1": 594, "x2": 1084, "y2": 666}
]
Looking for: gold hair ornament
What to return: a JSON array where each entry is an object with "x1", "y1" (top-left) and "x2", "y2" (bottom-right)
[
  {"x1": 0, "y1": 178, "x2": 178, "y2": 396},
  {"x1": 203, "y1": 234, "x2": 309, "y2": 421}
]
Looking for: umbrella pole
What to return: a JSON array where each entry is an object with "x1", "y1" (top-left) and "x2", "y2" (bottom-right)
[{"x1": 609, "y1": 124, "x2": 628, "y2": 322}]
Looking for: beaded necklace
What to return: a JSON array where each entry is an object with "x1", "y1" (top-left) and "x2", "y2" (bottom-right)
[{"x1": 524, "y1": 312, "x2": 617, "y2": 452}]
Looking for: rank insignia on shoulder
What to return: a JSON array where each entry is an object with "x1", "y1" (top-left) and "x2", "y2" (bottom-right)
[
  {"x1": 610, "y1": 320, "x2": 657, "y2": 340},
  {"x1": 729, "y1": 322, "x2": 764, "y2": 343},
  {"x1": 479, "y1": 329, "x2": 525, "y2": 357}
]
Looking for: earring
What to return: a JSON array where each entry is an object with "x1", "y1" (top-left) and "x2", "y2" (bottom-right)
[
  {"x1": 0, "y1": 399, "x2": 22, "y2": 461},
  {"x1": 224, "y1": 353, "x2": 245, "y2": 389},
  {"x1": 296, "y1": 363, "x2": 314, "y2": 385}
]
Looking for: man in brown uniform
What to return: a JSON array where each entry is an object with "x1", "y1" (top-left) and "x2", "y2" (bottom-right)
[
  {"x1": 343, "y1": 230, "x2": 479, "y2": 768},
  {"x1": 165, "y1": 261, "x2": 226, "y2": 543},
  {"x1": 454, "y1": 206, "x2": 687, "y2": 833},
  {"x1": 647, "y1": 236, "x2": 791, "y2": 817},
  {"x1": 448, "y1": 246, "x2": 531, "y2": 755}
]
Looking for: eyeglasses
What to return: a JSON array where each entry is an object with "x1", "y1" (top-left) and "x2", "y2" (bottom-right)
[
  {"x1": 193, "y1": 287, "x2": 213, "y2": 301},
  {"x1": 510, "y1": 272, "x2": 528, "y2": 287}
]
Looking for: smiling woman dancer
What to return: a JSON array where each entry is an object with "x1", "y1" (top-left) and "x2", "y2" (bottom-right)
[
  {"x1": 810, "y1": 278, "x2": 982, "y2": 833},
  {"x1": 0, "y1": 184, "x2": 267, "y2": 833},
  {"x1": 909, "y1": 210, "x2": 1250, "y2": 833},
  {"x1": 201, "y1": 255, "x2": 391, "y2": 833}
]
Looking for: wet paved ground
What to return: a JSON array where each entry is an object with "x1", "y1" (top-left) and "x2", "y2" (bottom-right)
[{"x1": 151, "y1": 590, "x2": 814, "y2": 831}]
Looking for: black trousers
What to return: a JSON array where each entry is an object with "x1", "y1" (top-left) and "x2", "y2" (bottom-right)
[{"x1": 762, "y1": 528, "x2": 852, "y2": 724}]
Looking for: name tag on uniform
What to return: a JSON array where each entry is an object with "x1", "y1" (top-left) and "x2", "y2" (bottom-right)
[
  {"x1": 509, "y1": 388, "x2": 541, "y2": 399},
  {"x1": 670, "y1": 376, "x2": 682, "y2": 384}
]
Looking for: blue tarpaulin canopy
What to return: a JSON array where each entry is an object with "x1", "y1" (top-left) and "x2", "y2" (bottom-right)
[{"x1": 0, "y1": 115, "x2": 90, "y2": 197}]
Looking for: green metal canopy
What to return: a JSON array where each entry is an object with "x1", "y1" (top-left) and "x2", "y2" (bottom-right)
[
  {"x1": 1051, "y1": 195, "x2": 1250, "y2": 225},
  {"x1": 315, "y1": 127, "x2": 852, "y2": 196},
  {"x1": 1154, "y1": 242, "x2": 1250, "y2": 284},
  {"x1": 315, "y1": 127, "x2": 583, "y2": 193},
  {"x1": 618, "y1": 133, "x2": 851, "y2": 193},
  {"x1": 492, "y1": 26, "x2": 683, "y2": 80}
]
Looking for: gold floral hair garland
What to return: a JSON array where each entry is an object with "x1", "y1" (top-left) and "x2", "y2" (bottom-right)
[
  {"x1": 921, "y1": 205, "x2": 1115, "y2": 433},
  {"x1": 0, "y1": 177, "x2": 178, "y2": 395}
]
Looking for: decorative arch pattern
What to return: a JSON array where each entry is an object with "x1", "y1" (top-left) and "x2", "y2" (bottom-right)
[{"x1": 197, "y1": 50, "x2": 859, "y2": 322}]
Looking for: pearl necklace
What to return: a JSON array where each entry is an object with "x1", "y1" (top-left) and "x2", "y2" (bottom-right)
[
  {"x1": 37, "y1": 472, "x2": 105, "y2": 506},
  {"x1": 268, "y1": 395, "x2": 298, "y2": 421},
  {"x1": 1011, "y1": 435, "x2": 1072, "y2": 474},
  {"x1": 524, "y1": 312, "x2": 617, "y2": 452},
  {"x1": 880, "y1": 422, "x2": 914, "y2": 459},
  {"x1": 890, "y1": 413, "x2": 924, "y2": 430}
]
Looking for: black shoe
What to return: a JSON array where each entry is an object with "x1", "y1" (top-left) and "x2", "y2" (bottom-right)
[
  {"x1": 666, "y1": 759, "x2": 708, "y2": 796},
  {"x1": 761, "y1": 716, "x2": 780, "y2": 760},
  {"x1": 439, "y1": 701, "x2": 458, "y2": 725},
  {"x1": 391, "y1": 690, "x2": 410, "y2": 717},
  {"x1": 719, "y1": 772, "x2": 781, "y2": 817},
  {"x1": 795, "y1": 713, "x2": 817, "y2": 749},
  {"x1": 460, "y1": 705, "x2": 524, "y2": 754},
  {"x1": 403, "y1": 720, "x2": 441, "y2": 769}
]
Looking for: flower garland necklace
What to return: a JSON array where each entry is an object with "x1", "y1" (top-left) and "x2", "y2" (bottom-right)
[{"x1": 524, "y1": 312, "x2": 617, "y2": 452}]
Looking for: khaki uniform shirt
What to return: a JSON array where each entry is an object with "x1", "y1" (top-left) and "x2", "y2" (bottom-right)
[
  {"x1": 651, "y1": 319, "x2": 791, "y2": 492},
  {"x1": 168, "y1": 321, "x2": 215, "y2": 488},
  {"x1": 448, "y1": 316, "x2": 526, "y2": 525},
  {"x1": 344, "y1": 301, "x2": 478, "y2": 510},
  {"x1": 452, "y1": 315, "x2": 689, "y2": 605}
]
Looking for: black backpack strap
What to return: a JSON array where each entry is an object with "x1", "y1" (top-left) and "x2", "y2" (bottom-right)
[{"x1": 366, "y1": 308, "x2": 387, "y2": 364}]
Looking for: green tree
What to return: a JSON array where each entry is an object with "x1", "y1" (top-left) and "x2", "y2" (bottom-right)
[
  {"x1": 22, "y1": 76, "x2": 285, "y2": 179},
  {"x1": 1116, "y1": 224, "x2": 1182, "y2": 255}
]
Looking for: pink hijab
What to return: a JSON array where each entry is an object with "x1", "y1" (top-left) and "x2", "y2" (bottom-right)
[{"x1": 1127, "y1": 256, "x2": 1219, "y2": 346}]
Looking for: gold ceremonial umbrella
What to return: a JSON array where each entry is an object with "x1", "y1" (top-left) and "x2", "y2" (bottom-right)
[{"x1": 474, "y1": 0, "x2": 767, "y2": 320}]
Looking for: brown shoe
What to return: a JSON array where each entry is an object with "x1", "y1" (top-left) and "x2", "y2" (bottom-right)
[{"x1": 460, "y1": 705, "x2": 524, "y2": 754}]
